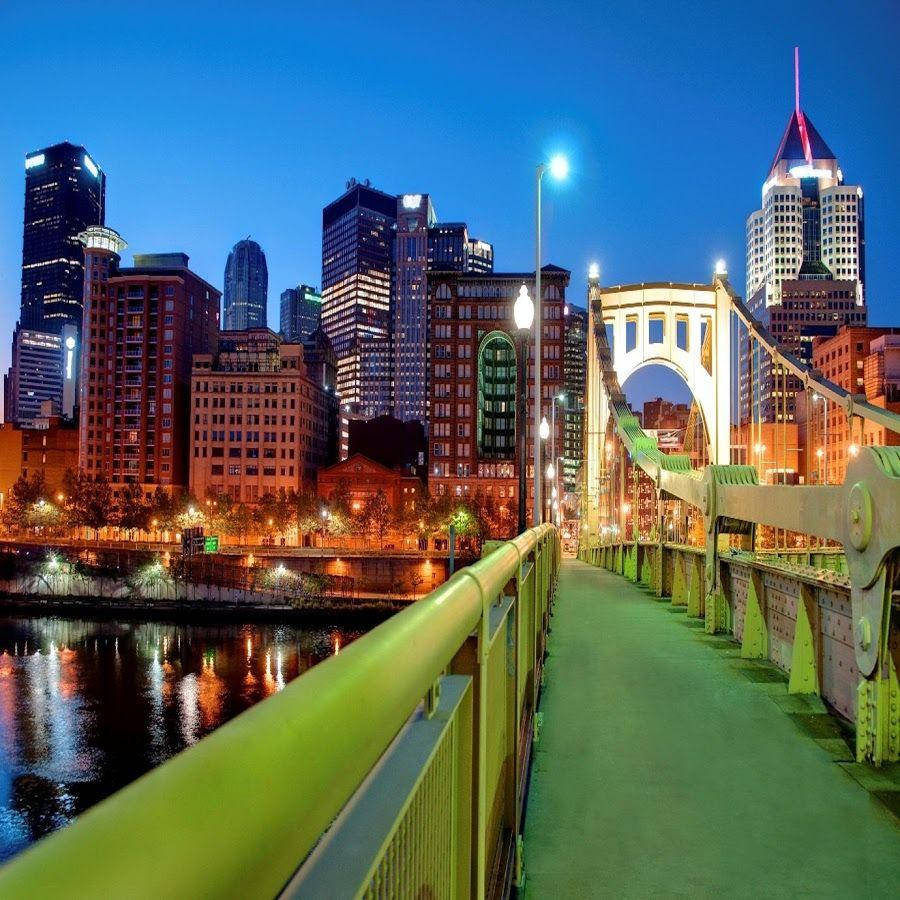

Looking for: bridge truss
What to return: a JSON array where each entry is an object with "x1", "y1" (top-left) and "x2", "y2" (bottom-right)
[{"x1": 582, "y1": 271, "x2": 900, "y2": 765}]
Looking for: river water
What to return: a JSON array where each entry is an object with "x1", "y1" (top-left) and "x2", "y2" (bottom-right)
[{"x1": 0, "y1": 613, "x2": 364, "y2": 863}]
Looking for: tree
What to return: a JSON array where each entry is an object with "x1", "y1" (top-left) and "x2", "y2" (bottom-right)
[
  {"x1": 362, "y1": 490, "x2": 391, "y2": 548},
  {"x1": 292, "y1": 488, "x2": 321, "y2": 537},
  {"x1": 1, "y1": 472, "x2": 48, "y2": 528},
  {"x1": 63, "y1": 468, "x2": 112, "y2": 535},
  {"x1": 223, "y1": 503, "x2": 252, "y2": 540},
  {"x1": 255, "y1": 489, "x2": 293, "y2": 536},
  {"x1": 148, "y1": 487, "x2": 178, "y2": 531},
  {"x1": 114, "y1": 482, "x2": 151, "y2": 532}
]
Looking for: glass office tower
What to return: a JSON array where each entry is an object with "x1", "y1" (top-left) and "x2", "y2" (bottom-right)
[
  {"x1": 20, "y1": 141, "x2": 105, "y2": 334},
  {"x1": 223, "y1": 238, "x2": 268, "y2": 330}
]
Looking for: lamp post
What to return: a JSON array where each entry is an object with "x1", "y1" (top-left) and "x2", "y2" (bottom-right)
[
  {"x1": 539, "y1": 415, "x2": 550, "y2": 522},
  {"x1": 533, "y1": 154, "x2": 569, "y2": 526},
  {"x1": 514, "y1": 284, "x2": 534, "y2": 535}
]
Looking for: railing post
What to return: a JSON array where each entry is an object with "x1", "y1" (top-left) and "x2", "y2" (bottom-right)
[
  {"x1": 840, "y1": 449, "x2": 900, "y2": 765},
  {"x1": 788, "y1": 582, "x2": 820, "y2": 695}
]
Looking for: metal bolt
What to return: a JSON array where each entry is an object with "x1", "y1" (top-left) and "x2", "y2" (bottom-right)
[{"x1": 857, "y1": 617, "x2": 872, "y2": 651}]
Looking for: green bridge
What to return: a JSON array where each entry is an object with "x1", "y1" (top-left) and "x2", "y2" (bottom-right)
[{"x1": 0, "y1": 521, "x2": 898, "y2": 898}]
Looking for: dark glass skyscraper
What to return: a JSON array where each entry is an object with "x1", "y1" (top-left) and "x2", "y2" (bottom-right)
[
  {"x1": 280, "y1": 284, "x2": 323, "y2": 342},
  {"x1": 20, "y1": 142, "x2": 105, "y2": 334},
  {"x1": 321, "y1": 181, "x2": 396, "y2": 419},
  {"x1": 223, "y1": 238, "x2": 268, "y2": 330},
  {"x1": 427, "y1": 223, "x2": 493, "y2": 274}
]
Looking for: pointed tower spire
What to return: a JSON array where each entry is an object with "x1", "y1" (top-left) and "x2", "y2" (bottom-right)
[{"x1": 794, "y1": 46, "x2": 800, "y2": 115}]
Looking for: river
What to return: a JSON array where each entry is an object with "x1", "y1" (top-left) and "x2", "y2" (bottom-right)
[{"x1": 0, "y1": 613, "x2": 364, "y2": 863}]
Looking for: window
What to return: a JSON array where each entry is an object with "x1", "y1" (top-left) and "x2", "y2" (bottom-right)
[{"x1": 477, "y1": 332, "x2": 517, "y2": 461}]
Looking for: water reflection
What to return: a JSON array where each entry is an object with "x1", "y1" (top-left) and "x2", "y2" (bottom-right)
[{"x1": 0, "y1": 615, "x2": 361, "y2": 862}]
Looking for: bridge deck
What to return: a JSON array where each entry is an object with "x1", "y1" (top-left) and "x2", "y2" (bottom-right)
[{"x1": 523, "y1": 560, "x2": 900, "y2": 898}]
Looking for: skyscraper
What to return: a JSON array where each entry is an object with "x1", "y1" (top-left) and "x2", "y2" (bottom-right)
[
  {"x1": 3, "y1": 327, "x2": 64, "y2": 428},
  {"x1": 280, "y1": 284, "x2": 323, "y2": 342},
  {"x1": 427, "y1": 223, "x2": 494, "y2": 274},
  {"x1": 223, "y1": 238, "x2": 268, "y2": 331},
  {"x1": 20, "y1": 141, "x2": 106, "y2": 334},
  {"x1": 321, "y1": 180, "x2": 397, "y2": 434},
  {"x1": 741, "y1": 51, "x2": 866, "y2": 425},
  {"x1": 322, "y1": 181, "x2": 493, "y2": 452},
  {"x1": 393, "y1": 193, "x2": 436, "y2": 423},
  {"x1": 562, "y1": 304, "x2": 587, "y2": 495}
]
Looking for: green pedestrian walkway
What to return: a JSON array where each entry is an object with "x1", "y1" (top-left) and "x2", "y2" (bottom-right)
[{"x1": 523, "y1": 560, "x2": 900, "y2": 899}]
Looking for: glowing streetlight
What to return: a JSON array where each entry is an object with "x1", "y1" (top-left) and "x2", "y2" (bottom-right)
[
  {"x1": 848, "y1": 443, "x2": 859, "y2": 457},
  {"x1": 546, "y1": 462, "x2": 555, "y2": 479},
  {"x1": 622, "y1": 502, "x2": 632, "y2": 515},
  {"x1": 513, "y1": 283, "x2": 534, "y2": 331},
  {"x1": 56, "y1": 493, "x2": 65, "y2": 503},
  {"x1": 539, "y1": 417, "x2": 550, "y2": 441},
  {"x1": 513, "y1": 283, "x2": 533, "y2": 537},
  {"x1": 187, "y1": 505, "x2": 196, "y2": 517},
  {"x1": 754, "y1": 443, "x2": 765, "y2": 455}
]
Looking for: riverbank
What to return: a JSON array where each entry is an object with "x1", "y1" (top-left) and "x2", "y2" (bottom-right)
[{"x1": 0, "y1": 592, "x2": 406, "y2": 625}]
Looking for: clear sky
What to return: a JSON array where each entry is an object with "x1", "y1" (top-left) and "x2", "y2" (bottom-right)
[{"x1": 1, "y1": 0, "x2": 898, "y2": 411}]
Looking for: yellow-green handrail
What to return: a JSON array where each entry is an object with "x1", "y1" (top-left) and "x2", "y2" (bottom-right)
[{"x1": 0, "y1": 523, "x2": 559, "y2": 898}]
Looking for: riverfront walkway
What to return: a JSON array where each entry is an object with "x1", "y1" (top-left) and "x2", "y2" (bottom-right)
[{"x1": 523, "y1": 560, "x2": 900, "y2": 898}]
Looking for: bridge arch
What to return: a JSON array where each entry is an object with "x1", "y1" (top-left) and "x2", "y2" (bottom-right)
[
  {"x1": 620, "y1": 360, "x2": 711, "y2": 458},
  {"x1": 598, "y1": 282, "x2": 732, "y2": 465}
]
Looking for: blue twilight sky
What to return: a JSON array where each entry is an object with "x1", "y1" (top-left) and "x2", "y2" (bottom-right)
[{"x1": 1, "y1": 0, "x2": 898, "y2": 411}]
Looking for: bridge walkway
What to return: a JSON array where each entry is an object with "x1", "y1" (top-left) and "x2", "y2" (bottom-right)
[{"x1": 523, "y1": 560, "x2": 900, "y2": 898}]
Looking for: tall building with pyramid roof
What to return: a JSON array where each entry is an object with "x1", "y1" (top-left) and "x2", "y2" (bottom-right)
[
  {"x1": 746, "y1": 50, "x2": 865, "y2": 306},
  {"x1": 740, "y1": 50, "x2": 867, "y2": 429}
]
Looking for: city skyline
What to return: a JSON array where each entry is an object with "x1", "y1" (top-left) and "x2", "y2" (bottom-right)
[{"x1": 1, "y1": 2, "x2": 898, "y2": 413}]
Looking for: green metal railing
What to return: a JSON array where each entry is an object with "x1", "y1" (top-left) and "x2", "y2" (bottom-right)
[{"x1": 0, "y1": 524, "x2": 559, "y2": 899}]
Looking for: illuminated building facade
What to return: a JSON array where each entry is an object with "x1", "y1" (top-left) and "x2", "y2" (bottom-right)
[
  {"x1": 427, "y1": 266, "x2": 569, "y2": 531},
  {"x1": 562, "y1": 304, "x2": 586, "y2": 495},
  {"x1": 321, "y1": 181, "x2": 396, "y2": 426},
  {"x1": 223, "y1": 239, "x2": 268, "y2": 331},
  {"x1": 79, "y1": 235, "x2": 220, "y2": 494},
  {"x1": 741, "y1": 55, "x2": 866, "y2": 425},
  {"x1": 190, "y1": 329, "x2": 337, "y2": 503},
  {"x1": 393, "y1": 193, "x2": 436, "y2": 423},
  {"x1": 280, "y1": 284, "x2": 322, "y2": 342},
  {"x1": 20, "y1": 142, "x2": 106, "y2": 334},
  {"x1": 3, "y1": 327, "x2": 65, "y2": 428},
  {"x1": 795, "y1": 326, "x2": 900, "y2": 484}
]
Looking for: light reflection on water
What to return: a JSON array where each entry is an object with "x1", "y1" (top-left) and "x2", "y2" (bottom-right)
[{"x1": 0, "y1": 615, "x2": 362, "y2": 862}]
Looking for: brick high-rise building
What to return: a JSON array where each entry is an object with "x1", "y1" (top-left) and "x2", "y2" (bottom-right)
[
  {"x1": 189, "y1": 329, "x2": 338, "y2": 503},
  {"x1": 78, "y1": 229, "x2": 220, "y2": 494},
  {"x1": 427, "y1": 266, "x2": 569, "y2": 530},
  {"x1": 796, "y1": 326, "x2": 900, "y2": 484}
]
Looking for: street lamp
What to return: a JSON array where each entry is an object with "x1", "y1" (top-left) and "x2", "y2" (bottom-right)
[
  {"x1": 539, "y1": 417, "x2": 550, "y2": 440},
  {"x1": 514, "y1": 283, "x2": 534, "y2": 536},
  {"x1": 533, "y1": 153, "x2": 569, "y2": 526}
]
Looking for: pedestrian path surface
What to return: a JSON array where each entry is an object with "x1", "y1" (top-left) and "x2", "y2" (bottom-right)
[{"x1": 523, "y1": 560, "x2": 900, "y2": 899}]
